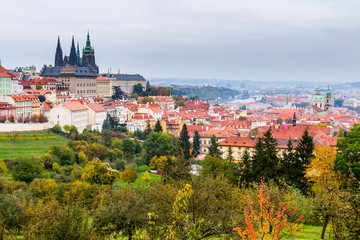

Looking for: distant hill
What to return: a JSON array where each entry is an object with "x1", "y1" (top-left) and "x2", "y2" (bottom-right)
[{"x1": 169, "y1": 85, "x2": 240, "y2": 101}]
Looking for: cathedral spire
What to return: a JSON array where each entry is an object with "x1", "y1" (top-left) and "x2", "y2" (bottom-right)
[
  {"x1": 76, "y1": 41, "x2": 81, "y2": 65},
  {"x1": 54, "y1": 36, "x2": 63, "y2": 66},
  {"x1": 84, "y1": 30, "x2": 94, "y2": 53},
  {"x1": 69, "y1": 36, "x2": 77, "y2": 66}
]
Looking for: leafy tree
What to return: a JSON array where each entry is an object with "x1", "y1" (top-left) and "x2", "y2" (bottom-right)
[
  {"x1": 85, "y1": 143, "x2": 109, "y2": 161},
  {"x1": 337, "y1": 128, "x2": 345, "y2": 138},
  {"x1": 175, "y1": 97, "x2": 185, "y2": 108},
  {"x1": 29, "y1": 178, "x2": 58, "y2": 201},
  {"x1": 112, "y1": 85, "x2": 123, "y2": 100},
  {"x1": 36, "y1": 84, "x2": 42, "y2": 90},
  {"x1": 120, "y1": 167, "x2": 138, "y2": 184},
  {"x1": 122, "y1": 138, "x2": 135, "y2": 159},
  {"x1": 207, "y1": 135, "x2": 222, "y2": 157},
  {"x1": 50, "y1": 124, "x2": 62, "y2": 134},
  {"x1": 0, "y1": 160, "x2": 8, "y2": 176},
  {"x1": 200, "y1": 155, "x2": 236, "y2": 183},
  {"x1": 38, "y1": 113, "x2": 47, "y2": 123},
  {"x1": 0, "y1": 194, "x2": 24, "y2": 233},
  {"x1": 154, "y1": 119, "x2": 163, "y2": 132},
  {"x1": 142, "y1": 171, "x2": 152, "y2": 182},
  {"x1": 133, "y1": 83, "x2": 144, "y2": 95},
  {"x1": 179, "y1": 124, "x2": 191, "y2": 160},
  {"x1": 193, "y1": 130, "x2": 200, "y2": 157},
  {"x1": 150, "y1": 156, "x2": 168, "y2": 171},
  {"x1": 12, "y1": 157, "x2": 44, "y2": 183},
  {"x1": 81, "y1": 159, "x2": 119, "y2": 185},
  {"x1": 49, "y1": 145, "x2": 76, "y2": 165},
  {"x1": 142, "y1": 97, "x2": 155, "y2": 104},
  {"x1": 334, "y1": 124, "x2": 360, "y2": 181},
  {"x1": 38, "y1": 95, "x2": 45, "y2": 102},
  {"x1": 144, "y1": 132, "x2": 176, "y2": 165},
  {"x1": 133, "y1": 129, "x2": 145, "y2": 140},
  {"x1": 251, "y1": 129, "x2": 279, "y2": 183},
  {"x1": 23, "y1": 201, "x2": 97, "y2": 240}
]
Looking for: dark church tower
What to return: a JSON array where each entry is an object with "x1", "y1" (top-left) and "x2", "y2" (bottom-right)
[
  {"x1": 54, "y1": 36, "x2": 63, "y2": 66},
  {"x1": 293, "y1": 112, "x2": 297, "y2": 127},
  {"x1": 82, "y1": 32, "x2": 99, "y2": 74},
  {"x1": 69, "y1": 36, "x2": 77, "y2": 66}
]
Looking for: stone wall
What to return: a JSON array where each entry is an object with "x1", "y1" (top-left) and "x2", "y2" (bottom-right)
[{"x1": 0, "y1": 122, "x2": 54, "y2": 132}]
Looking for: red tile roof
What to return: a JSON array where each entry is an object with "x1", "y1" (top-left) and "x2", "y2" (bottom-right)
[
  {"x1": 86, "y1": 103, "x2": 106, "y2": 112},
  {"x1": 62, "y1": 101, "x2": 88, "y2": 111}
]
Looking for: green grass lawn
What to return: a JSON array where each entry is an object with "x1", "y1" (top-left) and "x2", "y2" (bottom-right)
[
  {"x1": 115, "y1": 172, "x2": 162, "y2": 188},
  {"x1": 0, "y1": 131, "x2": 69, "y2": 160},
  {"x1": 283, "y1": 224, "x2": 332, "y2": 240}
]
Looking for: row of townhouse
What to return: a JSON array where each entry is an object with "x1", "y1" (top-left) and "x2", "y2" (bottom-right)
[{"x1": 49, "y1": 101, "x2": 107, "y2": 132}]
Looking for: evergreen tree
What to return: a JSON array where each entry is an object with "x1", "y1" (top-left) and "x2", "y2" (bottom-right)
[
  {"x1": 294, "y1": 129, "x2": 315, "y2": 194},
  {"x1": 102, "y1": 117, "x2": 111, "y2": 131},
  {"x1": 112, "y1": 86, "x2": 123, "y2": 100},
  {"x1": 251, "y1": 129, "x2": 279, "y2": 182},
  {"x1": 154, "y1": 119, "x2": 163, "y2": 132},
  {"x1": 238, "y1": 149, "x2": 252, "y2": 185},
  {"x1": 179, "y1": 124, "x2": 191, "y2": 160},
  {"x1": 144, "y1": 122, "x2": 152, "y2": 136},
  {"x1": 280, "y1": 139, "x2": 296, "y2": 185},
  {"x1": 193, "y1": 130, "x2": 200, "y2": 157},
  {"x1": 207, "y1": 135, "x2": 222, "y2": 157},
  {"x1": 226, "y1": 146, "x2": 234, "y2": 162}
]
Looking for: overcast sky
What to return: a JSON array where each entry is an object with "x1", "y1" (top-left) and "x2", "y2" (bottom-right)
[{"x1": 2, "y1": 0, "x2": 360, "y2": 82}]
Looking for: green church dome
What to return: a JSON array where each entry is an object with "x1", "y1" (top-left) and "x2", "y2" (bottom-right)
[{"x1": 312, "y1": 95, "x2": 324, "y2": 100}]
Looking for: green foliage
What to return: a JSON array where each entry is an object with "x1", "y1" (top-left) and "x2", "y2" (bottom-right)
[
  {"x1": 122, "y1": 138, "x2": 135, "y2": 159},
  {"x1": 112, "y1": 85, "x2": 124, "y2": 100},
  {"x1": 0, "y1": 193, "x2": 24, "y2": 233},
  {"x1": 192, "y1": 130, "x2": 200, "y2": 157},
  {"x1": 133, "y1": 83, "x2": 144, "y2": 95},
  {"x1": 49, "y1": 145, "x2": 76, "y2": 165},
  {"x1": 144, "y1": 122, "x2": 152, "y2": 136},
  {"x1": 35, "y1": 84, "x2": 42, "y2": 90},
  {"x1": 200, "y1": 155, "x2": 236, "y2": 184},
  {"x1": 179, "y1": 124, "x2": 191, "y2": 160},
  {"x1": 335, "y1": 125, "x2": 360, "y2": 181},
  {"x1": 207, "y1": 134, "x2": 222, "y2": 157},
  {"x1": 295, "y1": 129, "x2": 315, "y2": 194},
  {"x1": 101, "y1": 129, "x2": 113, "y2": 147},
  {"x1": 23, "y1": 201, "x2": 97, "y2": 240},
  {"x1": 12, "y1": 157, "x2": 45, "y2": 183},
  {"x1": 251, "y1": 129, "x2": 279, "y2": 183},
  {"x1": 238, "y1": 149, "x2": 252, "y2": 185},
  {"x1": 154, "y1": 119, "x2": 163, "y2": 132},
  {"x1": 144, "y1": 132, "x2": 176, "y2": 165}
]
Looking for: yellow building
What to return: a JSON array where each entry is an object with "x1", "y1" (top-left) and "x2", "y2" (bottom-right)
[{"x1": 96, "y1": 76, "x2": 111, "y2": 97}]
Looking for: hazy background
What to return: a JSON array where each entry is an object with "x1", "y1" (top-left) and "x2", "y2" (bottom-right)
[{"x1": 2, "y1": 0, "x2": 360, "y2": 82}]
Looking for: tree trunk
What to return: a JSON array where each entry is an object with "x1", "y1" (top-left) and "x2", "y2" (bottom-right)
[{"x1": 321, "y1": 216, "x2": 329, "y2": 239}]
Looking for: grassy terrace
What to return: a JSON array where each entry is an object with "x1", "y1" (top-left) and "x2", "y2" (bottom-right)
[{"x1": 0, "y1": 131, "x2": 69, "y2": 160}]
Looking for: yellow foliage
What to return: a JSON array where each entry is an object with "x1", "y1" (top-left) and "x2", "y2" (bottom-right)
[
  {"x1": 0, "y1": 160, "x2": 8, "y2": 176},
  {"x1": 150, "y1": 156, "x2": 168, "y2": 171},
  {"x1": 142, "y1": 171, "x2": 152, "y2": 182},
  {"x1": 52, "y1": 162, "x2": 60, "y2": 171},
  {"x1": 305, "y1": 145, "x2": 343, "y2": 188},
  {"x1": 120, "y1": 167, "x2": 138, "y2": 183},
  {"x1": 29, "y1": 178, "x2": 58, "y2": 201},
  {"x1": 81, "y1": 158, "x2": 119, "y2": 185}
]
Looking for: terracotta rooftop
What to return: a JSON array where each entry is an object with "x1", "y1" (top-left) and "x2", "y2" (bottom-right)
[{"x1": 62, "y1": 101, "x2": 88, "y2": 111}]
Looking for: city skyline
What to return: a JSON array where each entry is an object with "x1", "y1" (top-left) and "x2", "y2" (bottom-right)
[{"x1": 2, "y1": 0, "x2": 360, "y2": 82}]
